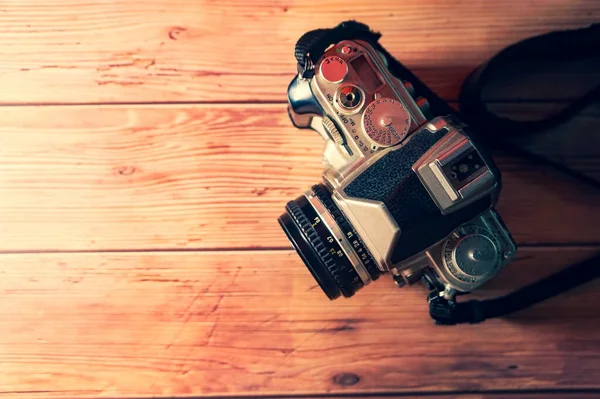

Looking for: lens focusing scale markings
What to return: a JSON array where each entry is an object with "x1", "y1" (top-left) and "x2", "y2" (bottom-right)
[
  {"x1": 311, "y1": 184, "x2": 381, "y2": 281},
  {"x1": 285, "y1": 196, "x2": 363, "y2": 298}
]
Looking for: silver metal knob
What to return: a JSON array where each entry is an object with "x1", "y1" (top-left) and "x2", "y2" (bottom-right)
[
  {"x1": 322, "y1": 116, "x2": 345, "y2": 146},
  {"x1": 453, "y1": 234, "x2": 499, "y2": 277},
  {"x1": 442, "y1": 225, "x2": 502, "y2": 284}
]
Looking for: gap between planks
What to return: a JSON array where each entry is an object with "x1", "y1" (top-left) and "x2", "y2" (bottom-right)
[
  {"x1": 0, "y1": 244, "x2": 599, "y2": 256},
  {"x1": 0, "y1": 99, "x2": 582, "y2": 108},
  {"x1": 2, "y1": 388, "x2": 600, "y2": 398}
]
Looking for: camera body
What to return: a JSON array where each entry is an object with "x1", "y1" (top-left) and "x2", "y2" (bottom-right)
[{"x1": 280, "y1": 39, "x2": 516, "y2": 300}]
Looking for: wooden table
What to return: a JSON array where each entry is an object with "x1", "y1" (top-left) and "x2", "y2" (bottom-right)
[{"x1": 1, "y1": 1, "x2": 599, "y2": 398}]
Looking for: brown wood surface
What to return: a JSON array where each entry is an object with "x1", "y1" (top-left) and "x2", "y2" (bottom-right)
[
  {"x1": 1, "y1": 1, "x2": 599, "y2": 398},
  {"x1": 1, "y1": 104, "x2": 599, "y2": 251},
  {"x1": 0, "y1": 0, "x2": 598, "y2": 104},
  {"x1": 1, "y1": 247, "x2": 599, "y2": 398}
]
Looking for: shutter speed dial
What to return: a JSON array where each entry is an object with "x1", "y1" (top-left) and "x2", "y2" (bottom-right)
[{"x1": 362, "y1": 98, "x2": 411, "y2": 147}]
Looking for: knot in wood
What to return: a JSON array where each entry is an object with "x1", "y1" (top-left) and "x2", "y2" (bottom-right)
[{"x1": 333, "y1": 372, "x2": 360, "y2": 386}]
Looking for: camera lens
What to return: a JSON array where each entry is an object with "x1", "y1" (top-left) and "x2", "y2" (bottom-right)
[{"x1": 278, "y1": 184, "x2": 381, "y2": 300}]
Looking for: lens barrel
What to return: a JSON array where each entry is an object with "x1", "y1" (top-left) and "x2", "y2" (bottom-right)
[{"x1": 278, "y1": 184, "x2": 380, "y2": 299}]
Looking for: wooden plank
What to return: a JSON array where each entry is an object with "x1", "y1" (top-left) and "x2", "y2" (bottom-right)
[
  {"x1": 0, "y1": 247, "x2": 599, "y2": 397},
  {"x1": 0, "y1": 396, "x2": 587, "y2": 399},
  {"x1": 0, "y1": 0, "x2": 598, "y2": 104},
  {"x1": 1, "y1": 393, "x2": 598, "y2": 399},
  {"x1": 1, "y1": 104, "x2": 599, "y2": 251}
]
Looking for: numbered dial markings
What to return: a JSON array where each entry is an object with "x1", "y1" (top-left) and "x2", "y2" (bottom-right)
[
  {"x1": 442, "y1": 226, "x2": 501, "y2": 284},
  {"x1": 362, "y1": 98, "x2": 411, "y2": 147}
]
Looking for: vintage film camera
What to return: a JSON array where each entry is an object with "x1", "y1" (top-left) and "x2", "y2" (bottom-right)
[{"x1": 278, "y1": 29, "x2": 517, "y2": 308}]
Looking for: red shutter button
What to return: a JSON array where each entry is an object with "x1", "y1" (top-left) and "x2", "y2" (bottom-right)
[{"x1": 319, "y1": 56, "x2": 348, "y2": 83}]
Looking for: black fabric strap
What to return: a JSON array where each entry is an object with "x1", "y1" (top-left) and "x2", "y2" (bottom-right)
[
  {"x1": 294, "y1": 21, "x2": 600, "y2": 325},
  {"x1": 460, "y1": 23, "x2": 600, "y2": 138},
  {"x1": 439, "y1": 23, "x2": 600, "y2": 324},
  {"x1": 459, "y1": 22, "x2": 600, "y2": 191},
  {"x1": 430, "y1": 254, "x2": 600, "y2": 325}
]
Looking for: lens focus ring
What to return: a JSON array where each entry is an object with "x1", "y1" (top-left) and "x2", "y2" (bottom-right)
[
  {"x1": 311, "y1": 184, "x2": 381, "y2": 280},
  {"x1": 285, "y1": 199, "x2": 358, "y2": 298}
]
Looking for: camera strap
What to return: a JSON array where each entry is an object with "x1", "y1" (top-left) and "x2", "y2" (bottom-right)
[
  {"x1": 438, "y1": 23, "x2": 600, "y2": 325},
  {"x1": 294, "y1": 21, "x2": 600, "y2": 324}
]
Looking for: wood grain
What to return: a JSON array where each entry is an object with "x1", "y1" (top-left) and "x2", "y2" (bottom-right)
[
  {"x1": 0, "y1": 104, "x2": 598, "y2": 251},
  {"x1": 1, "y1": 394, "x2": 597, "y2": 399},
  {"x1": 1, "y1": 2, "x2": 598, "y2": 399},
  {"x1": 0, "y1": 0, "x2": 598, "y2": 104},
  {"x1": 1, "y1": 247, "x2": 599, "y2": 397}
]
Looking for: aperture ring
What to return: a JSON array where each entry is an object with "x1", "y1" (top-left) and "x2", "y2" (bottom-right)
[
  {"x1": 306, "y1": 191, "x2": 371, "y2": 286},
  {"x1": 312, "y1": 184, "x2": 381, "y2": 280}
]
